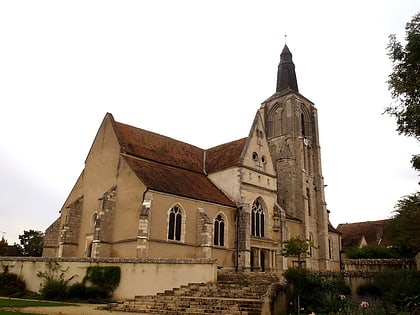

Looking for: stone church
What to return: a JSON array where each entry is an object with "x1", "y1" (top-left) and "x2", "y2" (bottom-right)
[{"x1": 43, "y1": 45, "x2": 341, "y2": 273}]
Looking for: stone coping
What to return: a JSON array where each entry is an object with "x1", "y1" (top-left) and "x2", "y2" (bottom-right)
[
  {"x1": 0, "y1": 257, "x2": 217, "y2": 264},
  {"x1": 342, "y1": 258, "x2": 415, "y2": 265}
]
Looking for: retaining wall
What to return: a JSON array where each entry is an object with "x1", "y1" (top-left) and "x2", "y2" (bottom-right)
[{"x1": 0, "y1": 257, "x2": 217, "y2": 300}]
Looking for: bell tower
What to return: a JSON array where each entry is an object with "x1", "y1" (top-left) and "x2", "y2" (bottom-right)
[{"x1": 259, "y1": 45, "x2": 330, "y2": 270}]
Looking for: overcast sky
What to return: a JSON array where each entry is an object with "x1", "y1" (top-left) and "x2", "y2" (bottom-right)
[{"x1": 1, "y1": 1, "x2": 418, "y2": 244}]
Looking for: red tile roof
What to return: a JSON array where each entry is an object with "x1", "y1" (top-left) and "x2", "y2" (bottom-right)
[
  {"x1": 123, "y1": 155, "x2": 235, "y2": 207},
  {"x1": 113, "y1": 119, "x2": 204, "y2": 174},
  {"x1": 337, "y1": 219, "x2": 393, "y2": 248},
  {"x1": 107, "y1": 114, "x2": 240, "y2": 207},
  {"x1": 205, "y1": 138, "x2": 247, "y2": 173}
]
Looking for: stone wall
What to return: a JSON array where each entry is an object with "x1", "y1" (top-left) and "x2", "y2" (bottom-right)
[
  {"x1": 0, "y1": 257, "x2": 217, "y2": 300},
  {"x1": 342, "y1": 258, "x2": 416, "y2": 272},
  {"x1": 317, "y1": 258, "x2": 417, "y2": 300}
]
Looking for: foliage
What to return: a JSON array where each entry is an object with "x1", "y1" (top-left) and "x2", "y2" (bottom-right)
[
  {"x1": 282, "y1": 236, "x2": 316, "y2": 266},
  {"x1": 83, "y1": 266, "x2": 121, "y2": 296},
  {"x1": 388, "y1": 192, "x2": 420, "y2": 257},
  {"x1": 37, "y1": 262, "x2": 76, "y2": 301},
  {"x1": 373, "y1": 269, "x2": 420, "y2": 311},
  {"x1": 36, "y1": 263, "x2": 120, "y2": 302},
  {"x1": 0, "y1": 238, "x2": 7, "y2": 256},
  {"x1": 0, "y1": 267, "x2": 26, "y2": 297},
  {"x1": 357, "y1": 281, "x2": 381, "y2": 299},
  {"x1": 284, "y1": 267, "x2": 323, "y2": 314},
  {"x1": 385, "y1": 12, "x2": 420, "y2": 145},
  {"x1": 343, "y1": 244, "x2": 402, "y2": 259},
  {"x1": 66, "y1": 282, "x2": 108, "y2": 302},
  {"x1": 16, "y1": 230, "x2": 44, "y2": 257}
]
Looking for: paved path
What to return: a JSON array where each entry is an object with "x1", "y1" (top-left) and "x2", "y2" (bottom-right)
[{"x1": 6, "y1": 304, "x2": 148, "y2": 315}]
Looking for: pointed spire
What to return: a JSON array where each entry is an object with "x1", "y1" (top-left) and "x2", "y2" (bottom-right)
[{"x1": 276, "y1": 44, "x2": 299, "y2": 93}]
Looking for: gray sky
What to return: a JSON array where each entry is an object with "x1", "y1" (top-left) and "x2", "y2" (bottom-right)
[{"x1": 1, "y1": 1, "x2": 418, "y2": 244}]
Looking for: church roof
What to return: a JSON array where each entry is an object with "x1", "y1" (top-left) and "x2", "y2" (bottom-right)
[
  {"x1": 276, "y1": 44, "x2": 299, "y2": 93},
  {"x1": 337, "y1": 219, "x2": 393, "y2": 248},
  {"x1": 123, "y1": 155, "x2": 235, "y2": 207},
  {"x1": 108, "y1": 113, "x2": 238, "y2": 207},
  {"x1": 113, "y1": 119, "x2": 204, "y2": 174},
  {"x1": 205, "y1": 138, "x2": 247, "y2": 173}
]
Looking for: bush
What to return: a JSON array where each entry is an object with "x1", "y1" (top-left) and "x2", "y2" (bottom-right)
[
  {"x1": 83, "y1": 266, "x2": 120, "y2": 297},
  {"x1": 67, "y1": 282, "x2": 86, "y2": 300},
  {"x1": 357, "y1": 281, "x2": 381, "y2": 299},
  {"x1": 284, "y1": 268, "x2": 324, "y2": 313},
  {"x1": 373, "y1": 269, "x2": 420, "y2": 310},
  {"x1": 37, "y1": 262, "x2": 76, "y2": 301},
  {"x1": 344, "y1": 245, "x2": 401, "y2": 259},
  {"x1": 0, "y1": 270, "x2": 26, "y2": 297}
]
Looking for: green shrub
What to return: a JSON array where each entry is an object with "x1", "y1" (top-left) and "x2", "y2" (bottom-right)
[
  {"x1": 37, "y1": 262, "x2": 76, "y2": 301},
  {"x1": 40, "y1": 277, "x2": 69, "y2": 301},
  {"x1": 66, "y1": 282, "x2": 86, "y2": 300},
  {"x1": 357, "y1": 281, "x2": 381, "y2": 299},
  {"x1": 284, "y1": 267, "x2": 324, "y2": 313},
  {"x1": 83, "y1": 266, "x2": 120, "y2": 297},
  {"x1": 373, "y1": 269, "x2": 420, "y2": 310},
  {"x1": 0, "y1": 270, "x2": 26, "y2": 297},
  {"x1": 344, "y1": 245, "x2": 401, "y2": 259}
]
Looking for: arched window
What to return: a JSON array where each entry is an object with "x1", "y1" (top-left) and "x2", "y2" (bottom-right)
[
  {"x1": 301, "y1": 113, "x2": 306, "y2": 136},
  {"x1": 214, "y1": 214, "x2": 225, "y2": 246},
  {"x1": 328, "y1": 238, "x2": 333, "y2": 259},
  {"x1": 306, "y1": 188, "x2": 312, "y2": 217},
  {"x1": 251, "y1": 199, "x2": 265, "y2": 237},
  {"x1": 168, "y1": 205, "x2": 182, "y2": 241}
]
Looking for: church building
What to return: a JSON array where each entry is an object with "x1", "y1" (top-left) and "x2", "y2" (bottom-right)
[{"x1": 43, "y1": 45, "x2": 341, "y2": 273}]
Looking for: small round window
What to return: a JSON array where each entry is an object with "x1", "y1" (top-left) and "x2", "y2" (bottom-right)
[
  {"x1": 252, "y1": 152, "x2": 258, "y2": 161},
  {"x1": 261, "y1": 155, "x2": 267, "y2": 164}
]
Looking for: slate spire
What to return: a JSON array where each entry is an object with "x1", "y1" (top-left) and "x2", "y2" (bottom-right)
[{"x1": 276, "y1": 44, "x2": 299, "y2": 93}]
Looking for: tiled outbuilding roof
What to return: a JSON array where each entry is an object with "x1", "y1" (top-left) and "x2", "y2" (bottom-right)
[{"x1": 337, "y1": 219, "x2": 393, "y2": 248}]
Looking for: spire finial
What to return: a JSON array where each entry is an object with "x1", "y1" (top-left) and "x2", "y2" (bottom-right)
[{"x1": 284, "y1": 33, "x2": 287, "y2": 44}]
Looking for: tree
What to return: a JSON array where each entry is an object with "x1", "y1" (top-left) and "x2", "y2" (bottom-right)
[
  {"x1": 0, "y1": 237, "x2": 8, "y2": 256},
  {"x1": 282, "y1": 236, "x2": 317, "y2": 315},
  {"x1": 282, "y1": 236, "x2": 316, "y2": 267},
  {"x1": 17, "y1": 230, "x2": 44, "y2": 257},
  {"x1": 389, "y1": 192, "x2": 420, "y2": 257},
  {"x1": 385, "y1": 12, "x2": 420, "y2": 171}
]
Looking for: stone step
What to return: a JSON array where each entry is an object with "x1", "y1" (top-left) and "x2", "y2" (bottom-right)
[{"x1": 111, "y1": 271, "x2": 279, "y2": 314}]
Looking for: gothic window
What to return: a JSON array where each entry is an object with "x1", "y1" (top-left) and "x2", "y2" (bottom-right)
[
  {"x1": 168, "y1": 205, "x2": 183, "y2": 241},
  {"x1": 251, "y1": 198, "x2": 265, "y2": 237},
  {"x1": 328, "y1": 238, "x2": 333, "y2": 259},
  {"x1": 306, "y1": 188, "x2": 312, "y2": 217},
  {"x1": 214, "y1": 214, "x2": 225, "y2": 246},
  {"x1": 301, "y1": 113, "x2": 306, "y2": 137}
]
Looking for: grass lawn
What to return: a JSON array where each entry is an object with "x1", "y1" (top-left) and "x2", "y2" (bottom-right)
[{"x1": 0, "y1": 298, "x2": 71, "y2": 315}]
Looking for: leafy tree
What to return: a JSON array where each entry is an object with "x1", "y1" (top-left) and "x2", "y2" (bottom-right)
[
  {"x1": 389, "y1": 192, "x2": 420, "y2": 257},
  {"x1": 17, "y1": 230, "x2": 44, "y2": 257},
  {"x1": 282, "y1": 235, "x2": 316, "y2": 267},
  {"x1": 0, "y1": 237, "x2": 8, "y2": 256},
  {"x1": 385, "y1": 12, "x2": 420, "y2": 171}
]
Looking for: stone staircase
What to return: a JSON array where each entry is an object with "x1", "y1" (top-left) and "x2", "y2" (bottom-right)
[{"x1": 109, "y1": 271, "x2": 280, "y2": 315}]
